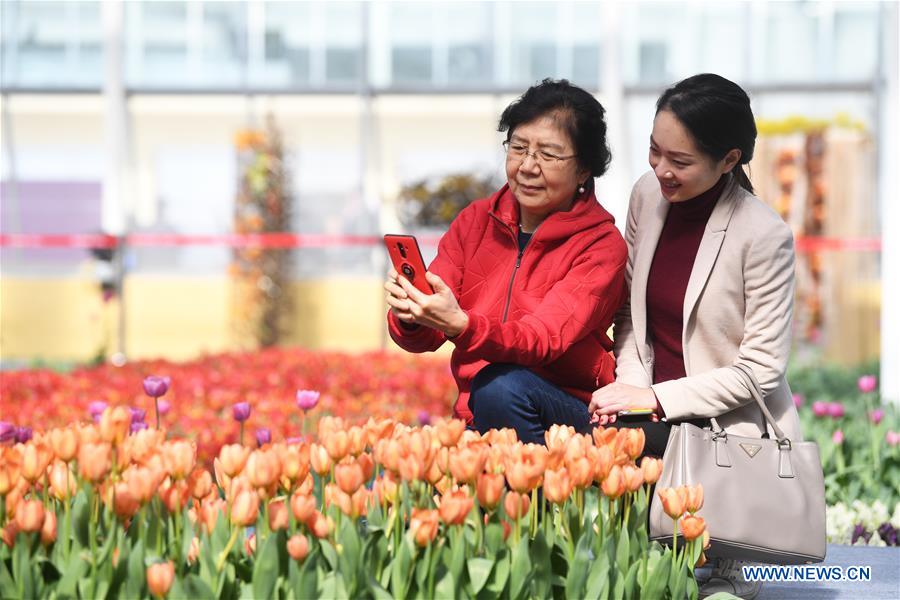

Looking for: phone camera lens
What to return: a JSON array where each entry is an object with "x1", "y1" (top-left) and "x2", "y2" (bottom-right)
[
  {"x1": 401, "y1": 263, "x2": 414, "y2": 279},
  {"x1": 398, "y1": 243, "x2": 408, "y2": 258}
]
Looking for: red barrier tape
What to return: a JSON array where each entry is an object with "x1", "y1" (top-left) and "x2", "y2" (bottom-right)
[{"x1": 0, "y1": 233, "x2": 881, "y2": 252}]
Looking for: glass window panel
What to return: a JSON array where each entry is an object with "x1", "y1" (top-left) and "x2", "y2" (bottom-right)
[
  {"x1": 389, "y1": 3, "x2": 434, "y2": 84},
  {"x1": 135, "y1": 1, "x2": 189, "y2": 85},
  {"x1": 326, "y1": 47, "x2": 360, "y2": 83},
  {"x1": 572, "y1": 44, "x2": 600, "y2": 89},
  {"x1": 833, "y1": 7, "x2": 878, "y2": 80},
  {"x1": 259, "y1": 1, "x2": 311, "y2": 86},
  {"x1": 639, "y1": 41, "x2": 667, "y2": 84},
  {"x1": 509, "y1": 2, "x2": 558, "y2": 84},
  {"x1": 762, "y1": 2, "x2": 816, "y2": 82},
  {"x1": 448, "y1": 44, "x2": 488, "y2": 84},
  {"x1": 392, "y1": 47, "x2": 432, "y2": 84},
  {"x1": 571, "y1": 2, "x2": 601, "y2": 88},
  {"x1": 324, "y1": 2, "x2": 363, "y2": 84},
  {"x1": 445, "y1": 2, "x2": 491, "y2": 84}
]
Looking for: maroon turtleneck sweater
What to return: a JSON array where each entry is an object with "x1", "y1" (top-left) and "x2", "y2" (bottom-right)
[{"x1": 647, "y1": 176, "x2": 727, "y2": 390}]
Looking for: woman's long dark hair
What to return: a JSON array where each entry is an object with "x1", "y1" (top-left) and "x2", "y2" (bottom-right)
[{"x1": 656, "y1": 74, "x2": 757, "y2": 193}]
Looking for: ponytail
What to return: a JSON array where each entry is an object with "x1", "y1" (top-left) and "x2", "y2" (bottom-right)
[{"x1": 732, "y1": 163, "x2": 754, "y2": 194}]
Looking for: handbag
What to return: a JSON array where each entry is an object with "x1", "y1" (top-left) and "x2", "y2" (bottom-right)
[{"x1": 648, "y1": 363, "x2": 827, "y2": 564}]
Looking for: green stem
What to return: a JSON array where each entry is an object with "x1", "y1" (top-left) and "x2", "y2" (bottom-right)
[
  {"x1": 90, "y1": 494, "x2": 99, "y2": 600},
  {"x1": 672, "y1": 518, "x2": 678, "y2": 572},
  {"x1": 64, "y1": 494, "x2": 72, "y2": 560},
  {"x1": 155, "y1": 397, "x2": 161, "y2": 429},
  {"x1": 240, "y1": 422, "x2": 245, "y2": 447},
  {"x1": 216, "y1": 527, "x2": 241, "y2": 571},
  {"x1": 530, "y1": 487, "x2": 538, "y2": 538}
]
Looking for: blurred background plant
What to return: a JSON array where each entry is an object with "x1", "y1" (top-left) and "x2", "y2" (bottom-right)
[{"x1": 396, "y1": 172, "x2": 501, "y2": 229}]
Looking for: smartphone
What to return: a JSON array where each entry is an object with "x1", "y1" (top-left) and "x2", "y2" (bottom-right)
[
  {"x1": 383, "y1": 234, "x2": 434, "y2": 295},
  {"x1": 617, "y1": 409, "x2": 655, "y2": 421}
]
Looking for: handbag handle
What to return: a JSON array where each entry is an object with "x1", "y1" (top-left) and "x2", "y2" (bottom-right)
[{"x1": 709, "y1": 363, "x2": 789, "y2": 443}]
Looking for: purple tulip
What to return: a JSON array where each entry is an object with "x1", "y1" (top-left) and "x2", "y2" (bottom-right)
[
  {"x1": 157, "y1": 399, "x2": 171, "y2": 416},
  {"x1": 827, "y1": 402, "x2": 845, "y2": 419},
  {"x1": 869, "y1": 409, "x2": 885, "y2": 425},
  {"x1": 286, "y1": 436, "x2": 305, "y2": 445},
  {"x1": 255, "y1": 428, "x2": 272, "y2": 447},
  {"x1": 233, "y1": 402, "x2": 251, "y2": 422},
  {"x1": 417, "y1": 410, "x2": 432, "y2": 426},
  {"x1": 130, "y1": 421, "x2": 149, "y2": 434},
  {"x1": 88, "y1": 401, "x2": 108, "y2": 422},
  {"x1": 877, "y1": 522, "x2": 899, "y2": 547},
  {"x1": 15, "y1": 426, "x2": 33, "y2": 444},
  {"x1": 792, "y1": 393, "x2": 805, "y2": 409},
  {"x1": 851, "y1": 524, "x2": 871, "y2": 545},
  {"x1": 130, "y1": 407, "x2": 146, "y2": 424},
  {"x1": 143, "y1": 375, "x2": 171, "y2": 398},
  {"x1": 857, "y1": 375, "x2": 877, "y2": 394},
  {"x1": 0, "y1": 422, "x2": 16, "y2": 445},
  {"x1": 811, "y1": 401, "x2": 830, "y2": 418},
  {"x1": 296, "y1": 390, "x2": 321, "y2": 411},
  {"x1": 832, "y1": 430, "x2": 844, "y2": 445}
]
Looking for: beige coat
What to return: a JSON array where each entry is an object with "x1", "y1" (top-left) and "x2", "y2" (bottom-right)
[{"x1": 613, "y1": 171, "x2": 803, "y2": 440}]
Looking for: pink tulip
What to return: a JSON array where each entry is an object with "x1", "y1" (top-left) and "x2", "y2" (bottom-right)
[
  {"x1": 857, "y1": 375, "x2": 877, "y2": 394},
  {"x1": 886, "y1": 431, "x2": 900, "y2": 447},
  {"x1": 869, "y1": 409, "x2": 884, "y2": 425},
  {"x1": 157, "y1": 399, "x2": 171, "y2": 416},
  {"x1": 812, "y1": 401, "x2": 830, "y2": 418},
  {"x1": 827, "y1": 402, "x2": 844, "y2": 419},
  {"x1": 295, "y1": 390, "x2": 320, "y2": 411},
  {"x1": 142, "y1": 375, "x2": 171, "y2": 398},
  {"x1": 233, "y1": 402, "x2": 251, "y2": 422},
  {"x1": 418, "y1": 410, "x2": 432, "y2": 426},
  {"x1": 832, "y1": 430, "x2": 844, "y2": 445},
  {"x1": 792, "y1": 393, "x2": 805, "y2": 409}
]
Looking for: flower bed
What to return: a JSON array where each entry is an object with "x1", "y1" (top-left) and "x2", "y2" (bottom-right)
[{"x1": 0, "y1": 410, "x2": 709, "y2": 599}]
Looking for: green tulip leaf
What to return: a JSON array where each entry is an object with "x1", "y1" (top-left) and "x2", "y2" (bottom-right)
[
  {"x1": 615, "y1": 526, "x2": 631, "y2": 575},
  {"x1": 564, "y1": 531, "x2": 592, "y2": 598},
  {"x1": 483, "y1": 522, "x2": 504, "y2": 555},
  {"x1": 623, "y1": 561, "x2": 640, "y2": 600},
  {"x1": 584, "y1": 547, "x2": 610, "y2": 600},
  {"x1": 484, "y1": 548, "x2": 510, "y2": 596},
  {"x1": 13, "y1": 541, "x2": 35, "y2": 600},
  {"x1": 252, "y1": 534, "x2": 279, "y2": 600},
  {"x1": 56, "y1": 550, "x2": 89, "y2": 598},
  {"x1": 125, "y1": 538, "x2": 146, "y2": 600},
  {"x1": 389, "y1": 535, "x2": 413, "y2": 599},
  {"x1": 338, "y1": 519, "x2": 362, "y2": 593},
  {"x1": 289, "y1": 550, "x2": 318, "y2": 600},
  {"x1": 467, "y1": 557, "x2": 494, "y2": 595},
  {"x1": 435, "y1": 572, "x2": 456, "y2": 600},
  {"x1": 509, "y1": 535, "x2": 532, "y2": 600},
  {"x1": 641, "y1": 552, "x2": 670, "y2": 599},
  {"x1": 71, "y1": 492, "x2": 90, "y2": 550},
  {"x1": 320, "y1": 539, "x2": 339, "y2": 570},
  {"x1": 367, "y1": 574, "x2": 394, "y2": 600},
  {"x1": 531, "y1": 530, "x2": 552, "y2": 599},
  {"x1": 182, "y1": 573, "x2": 217, "y2": 600}
]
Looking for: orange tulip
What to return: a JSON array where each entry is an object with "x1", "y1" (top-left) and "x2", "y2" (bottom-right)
[
  {"x1": 0, "y1": 447, "x2": 22, "y2": 495},
  {"x1": 438, "y1": 488, "x2": 474, "y2": 526},
  {"x1": 218, "y1": 444, "x2": 251, "y2": 478},
  {"x1": 485, "y1": 445, "x2": 507, "y2": 474},
  {"x1": 278, "y1": 443, "x2": 310, "y2": 485},
  {"x1": 296, "y1": 474, "x2": 314, "y2": 496},
  {"x1": 621, "y1": 428, "x2": 646, "y2": 461},
  {"x1": 287, "y1": 534, "x2": 310, "y2": 561},
  {"x1": 159, "y1": 479, "x2": 190, "y2": 515},
  {"x1": 40, "y1": 510, "x2": 57, "y2": 546},
  {"x1": 545, "y1": 424, "x2": 576, "y2": 449},
  {"x1": 245, "y1": 448, "x2": 281, "y2": 489},
  {"x1": 600, "y1": 465, "x2": 626, "y2": 500},
  {"x1": 15, "y1": 499, "x2": 44, "y2": 533},
  {"x1": 20, "y1": 441, "x2": 52, "y2": 483},
  {"x1": 398, "y1": 454, "x2": 426, "y2": 482},
  {"x1": 680, "y1": 515, "x2": 707, "y2": 542},
  {"x1": 347, "y1": 426, "x2": 367, "y2": 456},
  {"x1": 268, "y1": 499, "x2": 289, "y2": 531},
  {"x1": 623, "y1": 465, "x2": 644, "y2": 493},
  {"x1": 187, "y1": 536, "x2": 201, "y2": 565},
  {"x1": 448, "y1": 445, "x2": 487, "y2": 485},
  {"x1": 199, "y1": 497, "x2": 225, "y2": 534},
  {"x1": 124, "y1": 466, "x2": 161, "y2": 505},
  {"x1": 425, "y1": 457, "x2": 444, "y2": 485},
  {"x1": 76, "y1": 423, "x2": 101, "y2": 446},
  {"x1": 504, "y1": 444, "x2": 547, "y2": 493},
  {"x1": 566, "y1": 457, "x2": 594, "y2": 489},
  {"x1": 126, "y1": 428, "x2": 165, "y2": 465},
  {"x1": 146, "y1": 561, "x2": 175, "y2": 598},
  {"x1": 684, "y1": 484, "x2": 704, "y2": 513},
  {"x1": 322, "y1": 430, "x2": 351, "y2": 462},
  {"x1": 504, "y1": 491, "x2": 530, "y2": 520},
  {"x1": 48, "y1": 428, "x2": 79, "y2": 463},
  {"x1": 435, "y1": 418, "x2": 466, "y2": 447},
  {"x1": 365, "y1": 417, "x2": 396, "y2": 447},
  {"x1": 291, "y1": 491, "x2": 316, "y2": 523},
  {"x1": 309, "y1": 444, "x2": 333, "y2": 477},
  {"x1": 162, "y1": 440, "x2": 196, "y2": 480},
  {"x1": 476, "y1": 472, "x2": 505, "y2": 510},
  {"x1": 357, "y1": 453, "x2": 375, "y2": 482},
  {"x1": 78, "y1": 442, "x2": 112, "y2": 483},
  {"x1": 214, "y1": 458, "x2": 231, "y2": 493},
  {"x1": 484, "y1": 428, "x2": 518, "y2": 445},
  {"x1": 1, "y1": 522, "x2": 18, "y2": 549},
  {"x1": 113, "y1": 482, "x2": 141, "y2": 521},
  {"x1": 657, "y1": 487, "x2": 687, "y2": 520},
  {"x1": 231, "y1": 489, "x2": 260, "y2": 527},
  {"x1": 307, "y1": 510, "x2": 333, "y2": 539},
  {"x1": 335, "y1": 487, "x2": 370, "y2": 519},
  {"x1": 49, "y1": 461, "x2": 77, "y2": 501},
  {"x1": 592, "y1": 426, "x2": 617, "y2": 449},
  {"x1": 334, "y1": 460, "x2": 365, "y2": 495},
  {"x1": 373, "y1": 474, "x2": 399, "y2": 505},
  {"x1": 543, "y1": 468, "x2": 573, "y2": 505},
  {"x1": 409, "y1": 508, "x2": 440, "y2": 547},
  {"x1": 592, "y1": 445, "x2": 614, "y2": 482},
  {"x1": 188, "y1": 468, "x2": 213, "y2": 500},
  {"x1": 317, "y1": 415, "x2": 346, "y2": 439},
  {"x1": 563, "y1": 434, "x2": 591, "y2": 464},
  {"x1": 99, "y1": 406, "x2": 131, "y2": 447},
  {"x1": 244, "y1": 532, "x2": 256, "y2": 556},
  {"x1": 640, "y1": 457, "x2": 663, "y2": 485}
]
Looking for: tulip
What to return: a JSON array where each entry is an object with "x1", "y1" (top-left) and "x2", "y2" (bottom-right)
[
  {"x1": 417, "y1": 410, "x2": 432, "y2": 426},
  {"x1": 657, "y1": 487, "x2": 687, "y2": 520},
  {"x1": 48, "y1": 428, "x2": 79, "y2": 462},
  {"x1": 334, "y1": 461, "x2": 365, "y2": 495},
  {"x1": 49, "y1": 461, "x2": 77, "y2": 501},
  {"x1": 16, "y1": 499, "x2": 45, "y2": 533},
  {"x1": 811, "y1": 401, "x2": 829, "y2": 417},
  {"x1": 143, "y1": 375, "x2": 171, "y2": 398},
  {"x1": 640, "y1": 457, "x2": 663, "y2": 485},
  {"x1": 113, "y1": 482, "x2": 141, "y2": 521},
  {"x1": 858, "y1": 375, "x2": 877, "y2": 394},
  {"x1": 684, "y1": 484, "x2": 704, "y2": 513},
  {"x1": 887, "y1": 431, "x2": 900, "y2": 447},
  {"x1": 218, "y1": 443, "x2": 250, "y2": 478},
  {"x1": 592, "y1": 445, "x2": 614, "y2": 482},
  {"x1": 231, "y1": 489, "x2": 260, "y2": 527},
  {"x1": 398, "y1": 454, "x2": 427, "y2": 482},
  {"x1": 244, "y1": 532, "x2": 256, "y2": 556},
  {"x1": 438, "y1": 488, "x2": 474, "y2": 526},
  {"x1": 545, "y1": 424, "x2": 576, "y2": 449},
  {"x1": 245, "y1": 448, "x2": 280, "y2": 490},
  {"x1": 268, "y1": 500, "x2": 289, "y2": 531},
  {"x1": 287, "y1": 534, "x2": 309, "y2": 561},
  {"x1": 503, "y1": 491, "x2": 530, "y2": 520},
  {"x1": 347, "y1": 426, "x2": 367, "y2": 457},
  {"x1": 322, "y1": 430, "x2": 351, "y2": 462},
  {"x1": 162, "y1": 440, "x2": 196, "y2": 480},
  {"x1": 130, "y1": 407, "x2": 147, "y2": 425},
  {"x1": 130, "y1": 422, "x2": 149, "y2": 434},
  {"x1": 1, "y1": 522, "x2": 18, "y2": 548},
  {"x1": 124, "y1": 466, "x2": 161, "y2": 505},
  {"x1": 567, "y1": 456, "x2": 594, "y2": 489},
  {"x1": 373, "y1": 474, "x2": 400, "y2": 506},
  {"x1": 827, "y1": 402, "x2": 845, "y2": 419},
  {"x1": 623, "y1": 465, "x2": 644, "y2": 493},
  {"x1": 291, "y1": 491, "x2": 316, "y2": 522},
  {"x1": 88, "y1": 401, "x2": 108, "y2": 423},
  {"x1": 307, "y1": 510, "x2": 333, "y2": 539},
  {"x1": 15, "y1": 427, "x2": 32, "y2": 444},
  {"x1": 792, "y1": 393, "x2": 805, "y2": 409},
  {"x1": 187, "y1": 536, "x2": 201, "y2": 565},
  {"x1": 0, "y1": 422, "x2": 15, "y2": 445},
  {"x1": 680, "y1": 515, "x2": 707, "y2": 541},
  {"x1": 449, "y1": 445, "x2": 487, "y2": 484},
  {"x1": 832, "y1": 430, "x2": 844, "y2": 445},
  {"x1": 159, "y1": 479, "x2": 190, "y2": 515},
  {"x1": 409, "y1": 508, "x2": 439, "y2": 547},
  {"x1": 40, "y1": 510, "x2": 57, "y2": 546},
  {"x1": 99, "y1": 406, "x2": 131, "y2": 446},
  {"x1": 188, "y1": 468, "x2": 213, "y2": 500},
  {"x1": 21, "y1": 441, "x2": 52, "y2": 483},
  {"x1": 592, "y1": 426, "x2": 617, "y2": 448},
  {"x1": 146, "y1": 561, "x2": 175, "y2": 598},
  {"x1": 335, "y1": 487, "x2": 370, "y2": 519},
  {"x1": 435, "y1": 418, "x2": 466, "y2": 447},
  {"x1": 78, "y1": 442, "x2": 112, "y2": 483},
  {"x1": 198, "y1": 497, "x2": 224, "y2": 534},
  {"x1": 255, "y1": 428, "x2": 272, "y2": 447},
  {"x1": 233, "y1": 402, "x2": 251, "y2": 445},
  {"x1": 543, "y1": 468, "x2": 573, "y2": 504},
  {"x1": 296, "y1": 390, "x2": 320, "y2": 411},
  {"x1": 869, "y1": 409, "x2": 885, "y2": 425},
  {"x1": 0, "y1": 447, "x2": 21, "y2": 495},
  {"x1": 601, "y1": 464, "x2": 626, "y2": 500},
  {"x1": 476, "y1": 472, "x2": 505, "y2": 510}
]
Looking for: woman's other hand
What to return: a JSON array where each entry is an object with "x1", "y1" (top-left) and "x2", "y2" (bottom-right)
[
  {"x1": 388, "y1": 270, "x2": 469, "y2": 337},
  {"x1": 589, "y1": 382, "x2": 660, "y2": 426}
]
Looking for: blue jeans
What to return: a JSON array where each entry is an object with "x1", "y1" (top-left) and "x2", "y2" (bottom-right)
[{"x1": 468, "y1": 363, "x2": 592, "y2": 445}]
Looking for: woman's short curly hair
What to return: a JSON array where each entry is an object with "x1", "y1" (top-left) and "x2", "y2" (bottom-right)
[{"x1": 498, "y1": 78, "x2": 611, "y2": 178}]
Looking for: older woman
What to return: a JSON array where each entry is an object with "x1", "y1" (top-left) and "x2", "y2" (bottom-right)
[
  {"x1": 589, "y1": 73, "x2": 803, "y2": 599},
  {"x1": 385, "y1": 79, "x2": 627, "y2": 444}
]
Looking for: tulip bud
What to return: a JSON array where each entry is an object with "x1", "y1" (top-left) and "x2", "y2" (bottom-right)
[
  {"x1": 296, "y1": 390, "x2": 320, "y2": 411},
  {"x1": 231, "y1": 489, "x2": 260, "y2": 527},
  {"x1": 49, "y1": 461, "x2": 77, "y2": 501},
  {"x1": 48, "y1": 428, "x2": 79, "y2": 463},
  {"x1": 16, "y1": 499, "x2": 45, "y2": 533},
  {"x1": 640, "y1": 457, "x2": 663, "y2": 485},
  {"x1": 309, "y1": 444, "x2": 333, "y2": 477},
  {"x1": 600, "y1": 465, "x2": 626, "y2": 500},
  {"x1": 268, "y1": 500, "x2": 289, "y2": 531},
  {"x1": 438, "y1": 489, "x2": 474, "y2": 526},
  {"x1": 684, "y1": 484, "x2": 704, "y2": 514},
  {"x1": 543, "y1": 469, "x2": 573, "y2": 505},
  {"x1": 334, "y1": 461, "x2": 365, "y2": 495},
  {"x1": 187, "y1": 536, "x2": 201, "y2": 565},
  {"x1": 435, "y1": 418, "x2": 466, "y2": 447},
  {"x1": 503, "y1": 491, "x2": 530, "y2": 521},
  {"x1": 476, "y1": 472, "x2": 505, "y2": 510},
  {"x1": 1, "y1": 522, "x2": 18, "y2": 548},
  {"x1": 232, "y1": 402, "x2": 251, "y2": 423},
  {"x1": 162, "y1": 440, "x2": 196, "y2": 480},
  {"x1": 146, "y1": 561, "x2": 175, "y2": 598},
  {"x1": 623, "y1": 465, "x2": 644, "y2": 493},
  {"x1": 657, "y1": 487, "x2": 687, "y2": 520},
  {"x1": 409, "y1": 508, "x2": 439, "y2": 547},
  {"x1": 188, "y1": 468, "x2": 213, "y2": 500},
  {"x1": 100, "y1": 406, "x2": 132, "y2": 447},
  {"x1": 287, "y1": 534, "x2": 310, "y2": 561},
  {"x1": 679, "y1": 515, "x2": 707, "y2": 542},
  {"x1": 41, "y1": 510, "x2": 57, "y2": 546},
  {"x1": 291, "y1": 491, "x2": 316, "y2": 523},
  {"x1": 307, "y1": 510, "x2": 334, "y2": 539},
  {"x1": 323, "y1": 430, "x2": 351, "y2": 462}
]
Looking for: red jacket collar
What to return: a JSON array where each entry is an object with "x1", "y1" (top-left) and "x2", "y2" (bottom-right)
[{"x1": 488, "y1": 183, "x2": 616, "y2": 241}]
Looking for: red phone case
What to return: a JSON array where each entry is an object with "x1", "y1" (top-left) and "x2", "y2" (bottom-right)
[{"x1": 384, "y1": 234, "x2": 434, "y2": 295}]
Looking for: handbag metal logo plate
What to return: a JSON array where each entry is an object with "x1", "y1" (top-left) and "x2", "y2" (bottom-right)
[{"x1": 739, "y1": 443, "x2": 762, "y2": 458}]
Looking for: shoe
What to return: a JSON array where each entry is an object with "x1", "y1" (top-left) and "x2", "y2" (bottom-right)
[{"x1": 698, "y1": 559, "x2": 763, "y2": 599}]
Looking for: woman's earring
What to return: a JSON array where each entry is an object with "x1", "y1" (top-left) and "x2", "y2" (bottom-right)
[{"x1": 578, "y1": 183, "x2": 586, "y2": 194}]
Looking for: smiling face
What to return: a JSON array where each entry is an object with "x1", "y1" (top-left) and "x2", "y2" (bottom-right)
[
  {"x1": 649, "y1": 109, "x2": 740, "y2": 202},
  {"x1": 505, "y1": 115, "x2": 590, "y2": 231}
]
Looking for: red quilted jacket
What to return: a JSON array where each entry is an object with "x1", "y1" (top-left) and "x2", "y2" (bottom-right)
[{"x1": 388, "y1": 183, "x2": 627, "y2": 423}]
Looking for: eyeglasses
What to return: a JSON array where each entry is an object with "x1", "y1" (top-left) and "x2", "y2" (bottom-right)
[{"x1": 503, "y1": 141, "x2": 577, "y2": 169}]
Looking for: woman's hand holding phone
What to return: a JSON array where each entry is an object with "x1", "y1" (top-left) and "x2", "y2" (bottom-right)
[
  {"x1": 385, "y1": 268, "x2": 469, "y2": 337},
  {"x1": 589, "y1": 382, "x2": 660, "y2": 426}
]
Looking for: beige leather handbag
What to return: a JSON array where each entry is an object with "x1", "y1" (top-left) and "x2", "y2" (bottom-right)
[{"x1": 649, "y1": 363, "x2": 827, "y2": 564}]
